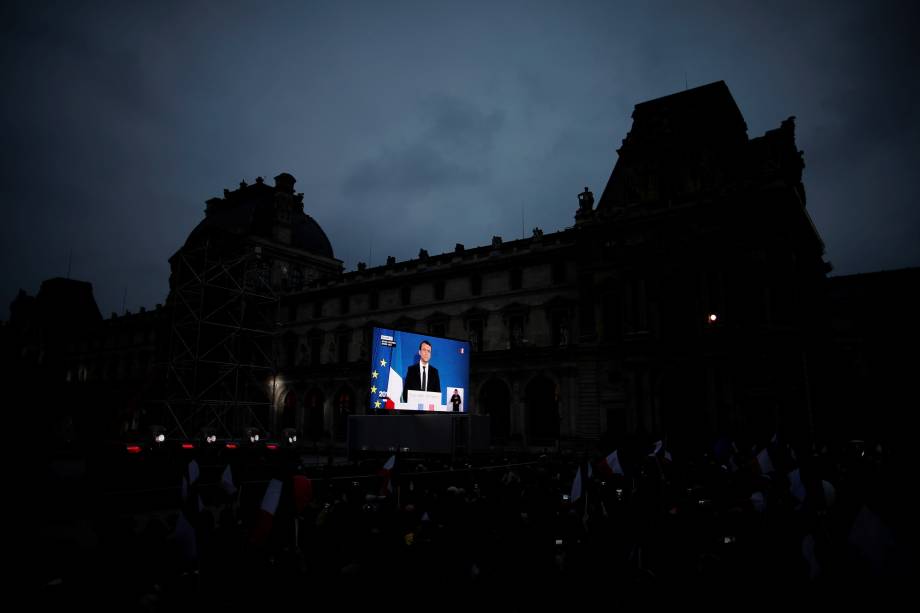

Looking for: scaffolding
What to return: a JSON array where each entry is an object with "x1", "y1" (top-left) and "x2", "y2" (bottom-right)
[{"x1": 159, "y1": 235, "x2": 280, "y2": 439}]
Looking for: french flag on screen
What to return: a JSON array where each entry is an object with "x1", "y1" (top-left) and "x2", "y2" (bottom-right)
[{"x1": 384, "y1": 340, "x2": 404, "y2": 409}]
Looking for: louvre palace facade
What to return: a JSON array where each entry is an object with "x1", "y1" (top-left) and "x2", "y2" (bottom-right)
[{"x1": 7, "y1": 81, "x2": 916, "y2": 453}]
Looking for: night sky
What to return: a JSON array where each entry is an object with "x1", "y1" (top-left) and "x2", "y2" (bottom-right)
[{"x1": 2, "y1": 0, "x2": 918, "y2": 317}]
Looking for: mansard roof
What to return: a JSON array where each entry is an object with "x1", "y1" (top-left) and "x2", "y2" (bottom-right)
[
  {"x1": 35, "y1": 277, "x2": 102, "y2": 330},
  {"x1": 596, "y1": 80, "x2": 750, "y2": 212}
]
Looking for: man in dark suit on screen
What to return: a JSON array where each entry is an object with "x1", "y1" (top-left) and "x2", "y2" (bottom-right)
[{"x1": 401, "y1": 339, "x2": 441, "y2": 402}]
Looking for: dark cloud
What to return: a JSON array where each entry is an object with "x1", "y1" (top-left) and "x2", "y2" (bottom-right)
[
  {"x1": 423, "y1": 95, "x2": 504, "y2": 153},
  {"x1": 344, "y1": 143, "x2": 488, "y2": 197},
  {"x1": 2, "y1": 0, "x2": 918, "y2": 315},
  {"x1": 343, "y1": 96, "x2": 502, "y2": 196}
]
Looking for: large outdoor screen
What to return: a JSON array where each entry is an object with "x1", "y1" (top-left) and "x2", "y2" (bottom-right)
[{"x1": 369, "y1": 327, "x2": 470, "y2": 413}]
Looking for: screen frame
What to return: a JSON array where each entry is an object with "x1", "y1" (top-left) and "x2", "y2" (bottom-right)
[{"x1": 368, "y1": 326, "x2": 472, "y2": 414}]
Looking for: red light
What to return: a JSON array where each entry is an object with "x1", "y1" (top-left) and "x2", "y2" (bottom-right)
[
  {"x1": 181, "y1": 442, "x2": 195, "y2": 449},
  {"x1": 126, "y1": 445, "x2": 142, "y2": 454},
  {"x1": 266, "y1": 443, "x2": 279, "y2": 451},
  {"x1": 225, "y1": 442, "x2": 239, "y2": 449}
]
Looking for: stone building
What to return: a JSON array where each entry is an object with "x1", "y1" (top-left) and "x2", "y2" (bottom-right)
[
  {"x1": 8, "y1": 81, "x2": 915, "y2": 452},
  {"x1": 254, "y1": 81, "x2": 829, "y2": 451}
]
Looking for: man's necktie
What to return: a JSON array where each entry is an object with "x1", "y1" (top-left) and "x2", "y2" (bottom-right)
[{"x1": 422, "y1": 366, "x2": 427, "y2": 391}]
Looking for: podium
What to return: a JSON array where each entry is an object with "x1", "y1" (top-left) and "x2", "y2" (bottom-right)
[{"x1": 406, "y1": 390, "x2": 443, "y2": 411}]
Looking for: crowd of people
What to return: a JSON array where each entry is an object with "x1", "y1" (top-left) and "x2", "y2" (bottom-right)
[{"x1": 38, "y1": 434, "x2": 914, "y2": 607}]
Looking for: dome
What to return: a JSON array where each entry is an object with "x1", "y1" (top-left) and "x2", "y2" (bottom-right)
[
  {"x1": 292, "y1": 213, "x2": 334, "y2": 258},
  {"x1": 182, "y1": 174, "x2": 334, "y2": 259}
]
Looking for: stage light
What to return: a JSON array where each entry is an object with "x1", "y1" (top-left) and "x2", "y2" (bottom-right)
[
  {"x1": 707, "y1": 313, "x2": 719, "y2": 324},
  {"x1": 244, "y1": 427, "x2": 262, "y2": 445},
  {"x1": 150, "y1": 425, "x2": 166, "y2": 445},
  {"x1": 282, "y1": 427, "x2": 298, "y2": 446},
  {"x1": 200, "y1": 427, "x2": 218, "y2": 446},
  {"x1": 181, "y1": 442, "x2": 195, "y2": 450},
  {"x1": 126, "y1": 444, "x2": 142, "y2": 454}
]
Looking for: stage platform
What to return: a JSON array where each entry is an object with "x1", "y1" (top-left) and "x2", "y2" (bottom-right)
[{"x1": 347, "y1": 413, "x2": 490, "y2": 457}]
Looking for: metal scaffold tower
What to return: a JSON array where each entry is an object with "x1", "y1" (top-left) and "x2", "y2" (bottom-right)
[{"x1": 160, "y1": 236, "x2": 279, "y2": 440}]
